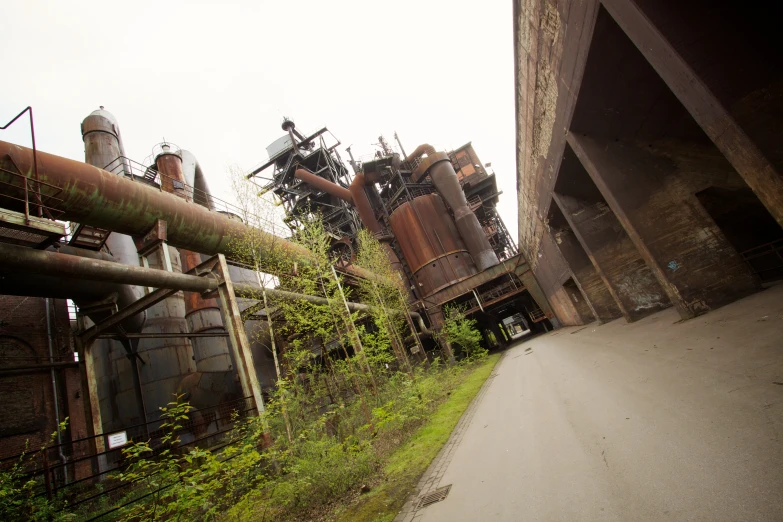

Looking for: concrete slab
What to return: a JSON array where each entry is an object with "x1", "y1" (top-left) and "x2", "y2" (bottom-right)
[{"x1": 402, "y1": 284, "x2": 783, "y2": 521}]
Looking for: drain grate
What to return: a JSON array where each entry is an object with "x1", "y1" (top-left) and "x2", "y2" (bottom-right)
[{"x1": 418, "y1": 485, "x2": 452, "y2": 509}]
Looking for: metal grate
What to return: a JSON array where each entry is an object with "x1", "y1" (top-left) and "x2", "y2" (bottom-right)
[{"x1": 418, "y1": 485, "x2": 452, "y2": 509}]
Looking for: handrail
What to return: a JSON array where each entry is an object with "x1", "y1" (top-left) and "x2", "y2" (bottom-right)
[{"x1": 0, "y1": 106, "x2": 39, "y2": 223}]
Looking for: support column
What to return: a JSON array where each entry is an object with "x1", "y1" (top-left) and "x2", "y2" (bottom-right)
[
  {"x1": 514, "y1": 267, "x2": 556, "y2": 323},
  {"x1": 568, "y1": 134, "x2": 759, "y2": 318},
  {"x1": 213, "y1": 254, "x2": 265, "y2": 415},
  {"x1": 546, "y1": 284, "x2": 590, "y2": 326},
  {"x1": 553, "y1": 193, "x2": 669, "y2": 322},
  {"x1": 561, "y1": 279, "x2": 596, "y2": 324},
  {"x1": 551, "y1": 227, "x2": 622, "y2": 323},
  {"x1": 601, "y1": 0, "x2": 783, "y2": 227},
  {"x1": 75, "y1": 334, "x2": 108, "y2": 476}
]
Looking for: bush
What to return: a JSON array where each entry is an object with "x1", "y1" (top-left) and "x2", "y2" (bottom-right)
[{"x1": 442, "y1": 306, "x2": 487, "y2": 361}]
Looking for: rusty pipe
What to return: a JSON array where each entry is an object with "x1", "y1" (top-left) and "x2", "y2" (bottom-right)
[
  {"x1": 294, "y1": 166, "x2": 407, "y2": 287},
  {"x1": 349, "y1": 172, "x2": 382, "y2": 234},
  {"x1": 0, "y1": 242, "x2": 431, "y2": 336},
  {"x1": 0, "y1": 140, "x2": 385, "y2": 283},
  {"x1": 180, "y1": 150, "x2": 215, "y2": 210},
  {"x1": 294, "y1": 168, "x2": 353, "y2": 202},
  {"x1": 404, "y1": 143, "x2": 436, "y2": 165},
  {"x1": 0, "y1": 241, "x2": 217, "y2": 293}
]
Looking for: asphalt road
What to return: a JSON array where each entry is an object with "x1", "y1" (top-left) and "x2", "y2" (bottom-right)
[{"x1": 416, "y1": 286, "x2": 783, "y2": 522}]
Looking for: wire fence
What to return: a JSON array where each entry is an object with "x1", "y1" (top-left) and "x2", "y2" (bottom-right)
[{"x1": 1, "y1": 396, "x2": 256, "y2": 515}]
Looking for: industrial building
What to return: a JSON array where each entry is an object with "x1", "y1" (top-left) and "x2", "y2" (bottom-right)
[
  {"x1": 514, "y1": 0, "x2": 783, "y2": 325},
  {"x1": 0, "y1": 106, "x2": 546, "y2": 499}
]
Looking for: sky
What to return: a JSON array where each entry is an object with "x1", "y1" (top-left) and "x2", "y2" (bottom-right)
[{"x1": 1, "y1": 0, "x2": 518, "y2": 239}]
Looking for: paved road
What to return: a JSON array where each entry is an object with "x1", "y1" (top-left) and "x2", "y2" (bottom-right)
[{"x1": 404, "y1": 286, "x2": 783, "y2": 522}]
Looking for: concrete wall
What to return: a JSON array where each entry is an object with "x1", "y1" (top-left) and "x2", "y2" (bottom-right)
[{"x1": 514, "y1": 0, "x2": 783, "y2": 324}]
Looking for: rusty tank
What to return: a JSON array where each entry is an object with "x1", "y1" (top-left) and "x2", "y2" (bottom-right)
[{"x1": 389, "y1": 193, "x2": 477, "y2": 297}]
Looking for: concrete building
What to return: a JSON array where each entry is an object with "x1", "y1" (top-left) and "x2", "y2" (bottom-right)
[{"x1": 514, "y1": 0, "x2": 783, "y2": 325}]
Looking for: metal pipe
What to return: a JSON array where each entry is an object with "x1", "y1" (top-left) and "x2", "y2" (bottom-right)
[
  {"x1": 0, "y1": 242, "x2": 216, "y2": 292},
  {"x1": 181, "y1": 150, "x2": 215, "y2": 210},
  {"x1": 294, "y1": 168, "x2": 353, "y2": 202},
  {"x1": 404, "y1": 143, "x2": 436, "y2": 165},
  {"x1": 0, "y1": 140, "x2": 308, "y2": 262},
  {"x1": 0, "y1": 139, "x2": 383, "y2": 283},
  {"x1": 45, "y1": 298, "x2": 69, "y2": 483},
  {"x1": 0, "y1": 242, "x2": 432, "y2": 336}
]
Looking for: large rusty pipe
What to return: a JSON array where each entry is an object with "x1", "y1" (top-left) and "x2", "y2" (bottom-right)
[
  {"x1": 404, "y1": 144, "x2": 436, "y2": 165},
  {"x1": 0, "y1": 140, "x2": 383, "y2": 282},
  {"x1": 294, "y1": 168, "x2": 353, "y2": 202},
  {"x1": 181, "y1": 149, "x2": 215, "y2": 210},
  {"x1": 0, "y1": 242, "x2": 217, "y2": 293},
  {"x1": 0, "y1": 242, "x2": 430, "y2": 335},
  {"x1": 294, "y1": 167, "x2": 408, "y2": 289},
  {"x1": 349, "y1": 172, "x2": 382, "y2": 234}
]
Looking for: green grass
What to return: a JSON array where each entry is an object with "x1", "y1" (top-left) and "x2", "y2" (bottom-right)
[{"x1": 335, "y1": 353, "x2": 501, "y2": 522}]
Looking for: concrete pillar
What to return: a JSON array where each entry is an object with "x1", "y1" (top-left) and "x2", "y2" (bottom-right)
[
  {"x1": 601, "y1": 0, "x2": 783, "y2": 228},
  {"x1": 552, "y1": 193, "x2": 669, "y2": 322},
  {"x1": 551, "y1": 227, "x2": 622, "y2": 323},
  {"x1": 561, "y1": 279, "x2": 595, "y2": 324},
  {"x1": 568, "y1": 134, "x2": 759, "y2": 318},
  {"x1": 546, "y1": 284, "x2": 587, "y2": 326}
]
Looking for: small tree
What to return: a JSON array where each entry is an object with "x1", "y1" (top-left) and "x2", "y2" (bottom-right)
[
  {"x1": 353, "y1": 229, "x2": 416, "y2": 375},
  {"x1": 441, "y1": 306, "x2": 486, "y2": 361}
]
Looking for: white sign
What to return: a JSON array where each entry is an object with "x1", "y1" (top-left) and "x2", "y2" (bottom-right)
[{"x1": 107, "y1": 431, "x2": 128, "y2": 449}]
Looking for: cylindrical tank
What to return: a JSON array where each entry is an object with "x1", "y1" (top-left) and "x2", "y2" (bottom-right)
[
  {"x1": 82, "y1": 109, "x2": 144, "y2": 428},
  {"x1": 407, "y1": 147, "x2": 500, "y2": 272},
  {"x1": 154, "y1": 148, "x2": 242, "y2": 410},
  {"x1": 81, "y1": 107, "x2": 131, "y2": 175},
  {"x1": 135, "y1": 246, "x2": 196, "y2": 423},
  {"x1": 389, "y1": 193, "x2": 477, "y2": 297},
  {"x1": 82, "y1": 110, "x2": 195, "y2": 426}
]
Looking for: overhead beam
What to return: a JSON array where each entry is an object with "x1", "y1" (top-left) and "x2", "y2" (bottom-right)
[{"x1": 601, "y1": 0, "x2": 783, "y2": 227}]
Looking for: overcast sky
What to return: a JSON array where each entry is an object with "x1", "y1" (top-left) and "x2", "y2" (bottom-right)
[{"x1": 2, "y1": 0, "x2": 518, "y2": 239}]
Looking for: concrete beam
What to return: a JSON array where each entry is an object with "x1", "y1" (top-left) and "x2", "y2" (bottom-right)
[
  {"x1": 601, "y1": 0, "x2": 783, "y2": 228},
  {"x1": 567, "y1": 134, "x2": 759, "y2": 318},
  {"x1": 552, "y1": 192, "x2": 669, "y2": 322}
]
